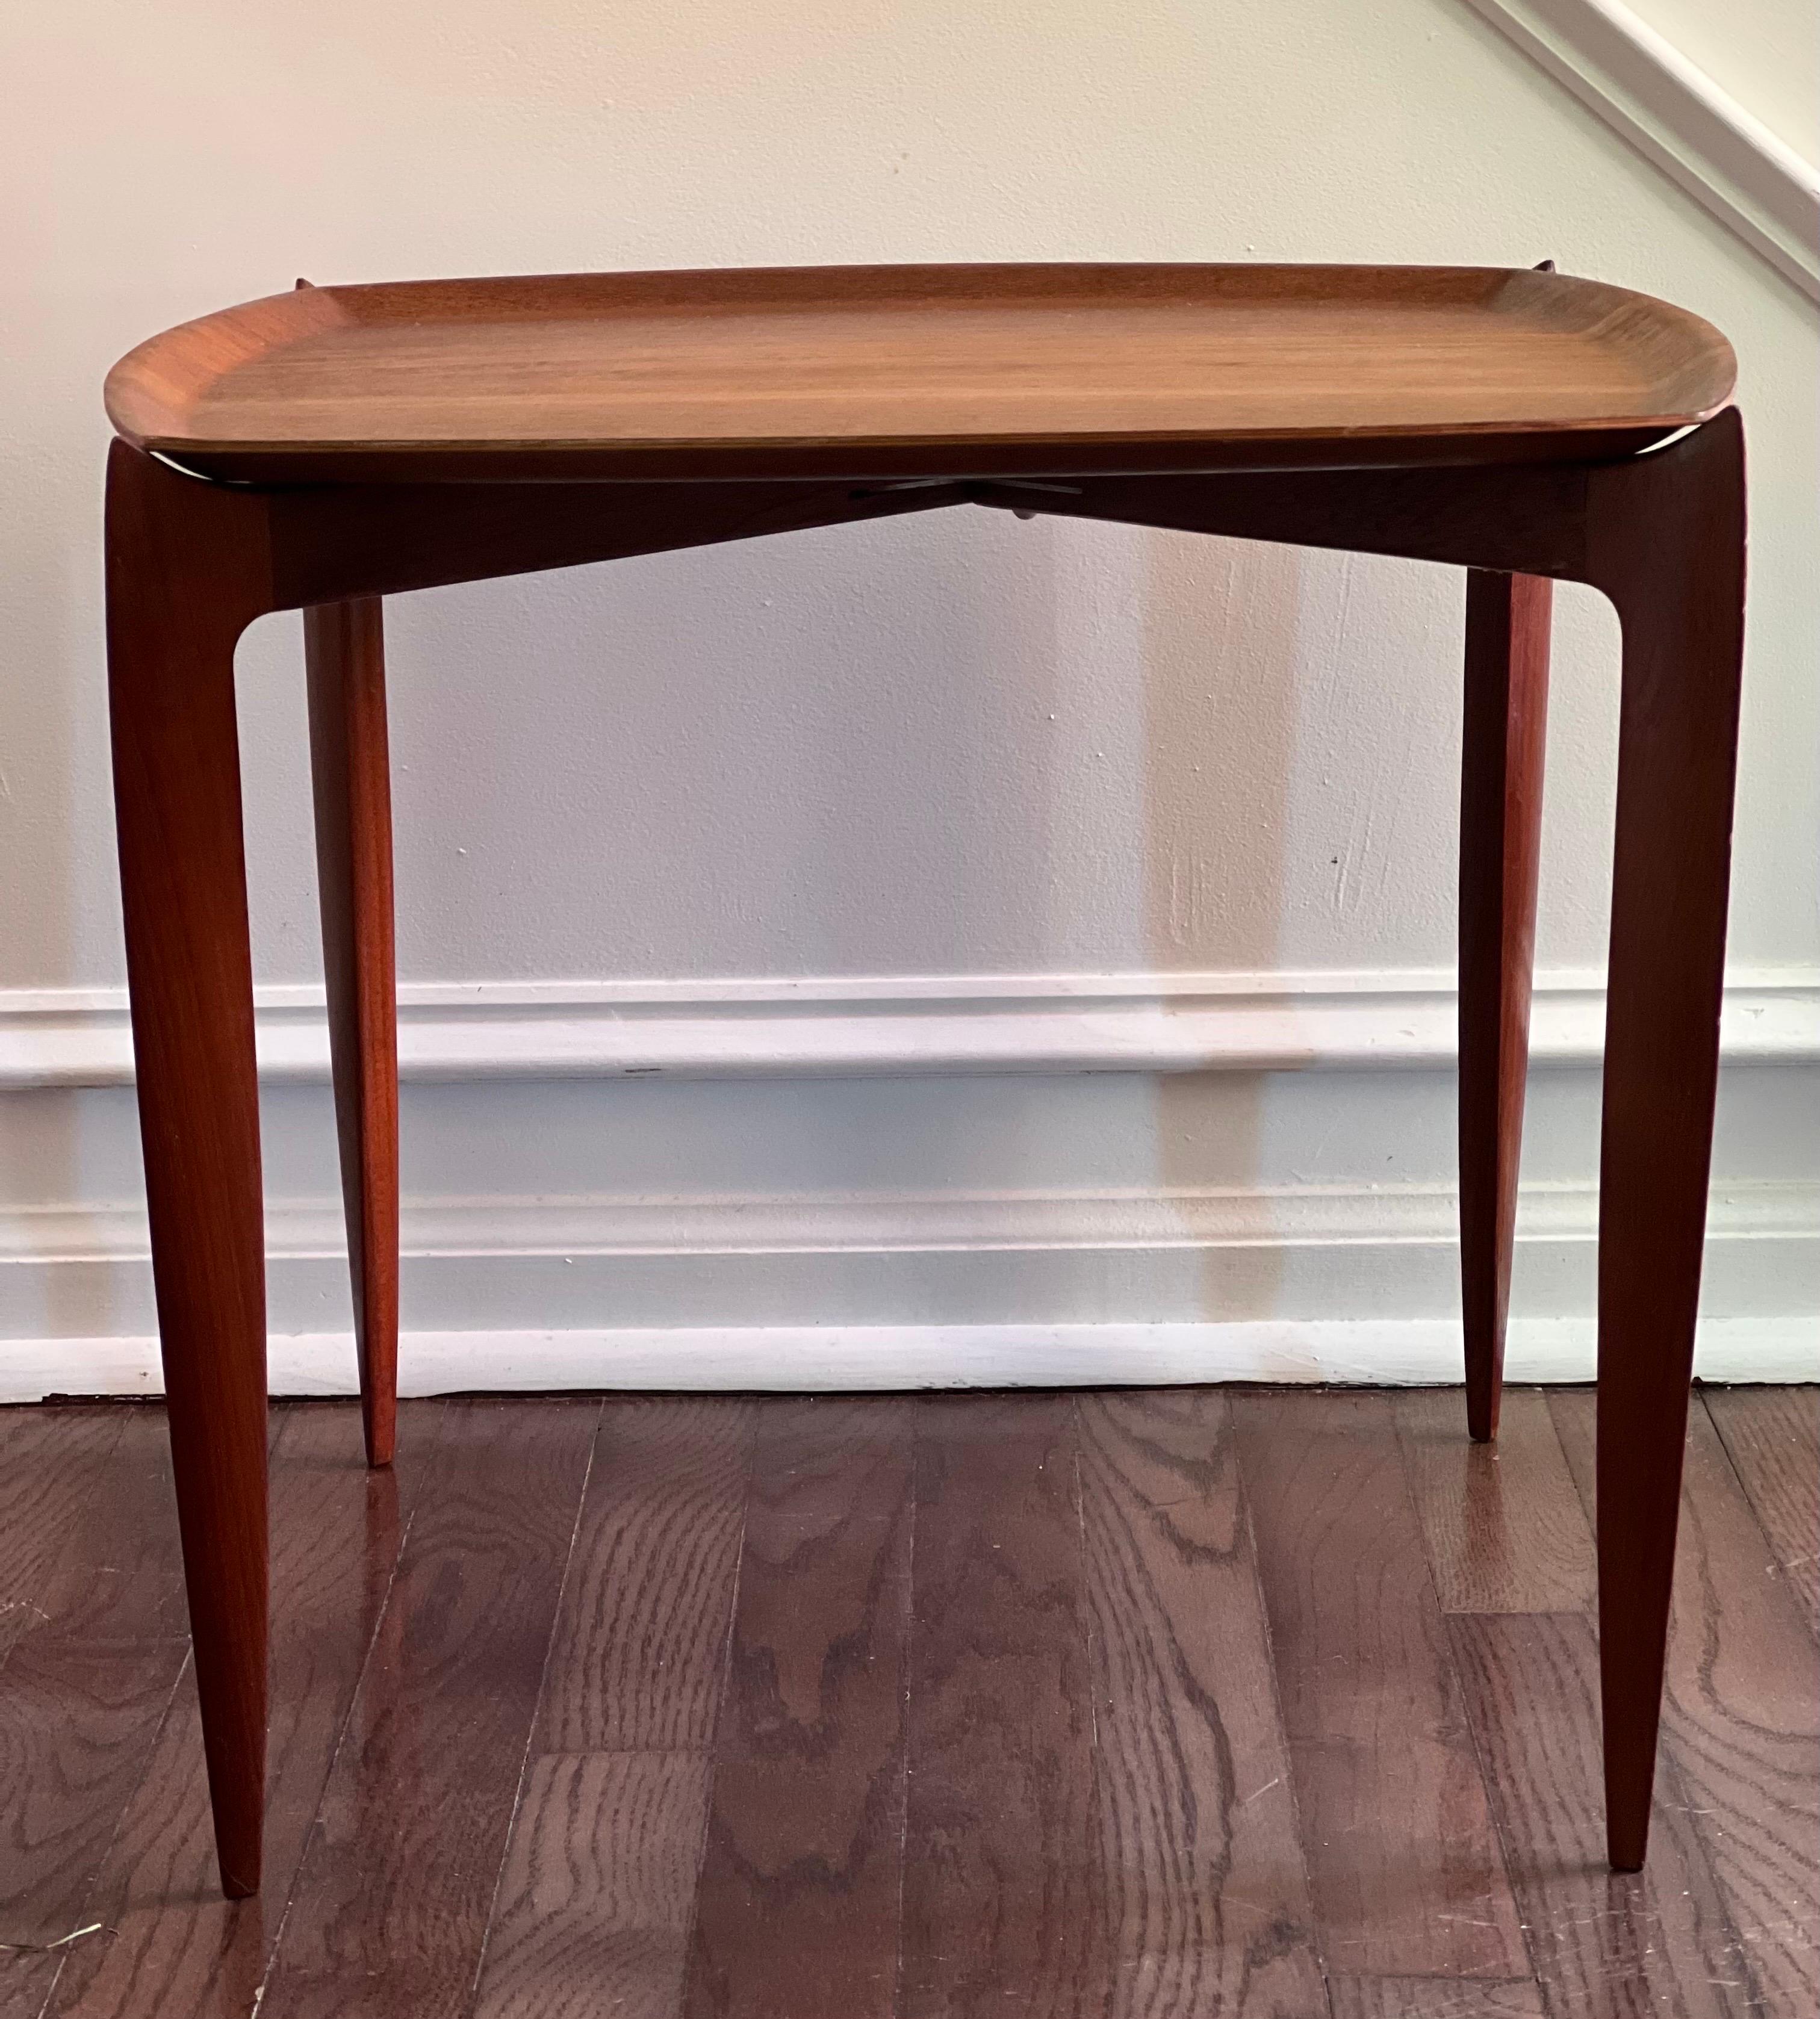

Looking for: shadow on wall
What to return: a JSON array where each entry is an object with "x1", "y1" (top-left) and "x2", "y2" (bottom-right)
[{"x1": 1146, "y1": 532, "x2": 1306, "y2": 1324}]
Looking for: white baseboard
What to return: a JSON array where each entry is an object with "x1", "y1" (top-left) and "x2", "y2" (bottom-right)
[
  {"x1": 3, "y1": 968, "x2": 1816, "y2": 1088},
  {"x1": 4, "y1": 971, "x2": 1811, "y2": 1393},
  {"x1": 2, "y1": 1179, "x2": 1812, "y2": 1397},
  {"x1": 8, "y1": 1175, "x2": 1813, "y2": 1265},
  {"x1": 4, "y1": 1315, "x2": 1812, "y2": 1406}
]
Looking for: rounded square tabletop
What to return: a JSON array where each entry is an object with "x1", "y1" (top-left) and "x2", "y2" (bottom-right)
[{"x1": 105, "y1": 262, "x2": 1735, "y2": 483}]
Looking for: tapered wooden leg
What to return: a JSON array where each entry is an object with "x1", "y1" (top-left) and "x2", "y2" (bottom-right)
[
  {"x1": 1586, "y1": 409, "x2": 1747, "y2": 1871},
  {"x1": 305, "y1": 598, "x2": 399, "y2": 1468},
  {"x1": 1459, "y1": 571, "x2": 1552, "y2": 1442},
  {"x1": 106, "y1": 441, "x2": 274, "y2": 1897}
]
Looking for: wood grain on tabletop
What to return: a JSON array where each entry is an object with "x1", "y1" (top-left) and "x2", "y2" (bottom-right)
[{"x1": 103, "y1": 264, "x2": 1735, "y2": 483}]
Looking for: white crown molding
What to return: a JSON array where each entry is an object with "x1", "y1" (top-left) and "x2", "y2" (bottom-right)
[
  {"x1": 1461, "y1": 0, "x2": 1820, "y2": 298},
  {"x1": 2, "y1": 969, "x2": 1815, "y2": 1090}
]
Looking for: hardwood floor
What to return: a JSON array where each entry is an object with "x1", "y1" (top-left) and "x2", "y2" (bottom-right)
[{"x1": 1, "y1": 1386, "x2": 1813, "y2": 2018}]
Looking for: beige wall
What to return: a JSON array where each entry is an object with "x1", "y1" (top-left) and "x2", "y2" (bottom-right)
[
  {"x1": 4, "y1": 1, "x2": 1814, "y2": 992},
  {"x1": 1628, "y1": 0, "x2": 1818, "y2": 156},
  {"x1": 1, "y1": 3, "x2": 1814, "y2": 1377}
]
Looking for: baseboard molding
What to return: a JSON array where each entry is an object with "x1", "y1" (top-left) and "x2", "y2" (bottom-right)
[
  {"x1": 4, "y1": 969, "x2": 1815, "y2": 1088},
  {"x1": 6, "y1": 974, "x2": 1811, "y2": 1390},
  {"x1": 1462, "y1": 0, "x2": 1820, "y2": 297},
  {"x1": 4, "y1": 1315, "x2": 1812, "y2": 1405},
  {"x1": 4, "y1": 1180, "x2": 1812, "y2": 1392},
  {"x1": 8, "y1": 1176, "x2": 1813, "y2": 1262}
]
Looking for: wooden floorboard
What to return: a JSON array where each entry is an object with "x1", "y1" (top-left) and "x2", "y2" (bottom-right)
[
  {"x1": 899, "y1": 1392, "x2": 1107, "y2": 2019},
  {"x1": 256, "y1": 1400, "x2": 599, "y2": 2019},
  {"x1": 474, "y1": 1752, "x2": 714, "y2": 2019},
  {"x1": 1703, "y1": 1386, "x2": 1820, "y2": 1643},
  {"x1": 0, "y1": 1409, "x2": 132, "y2": 1673},
  {"x1": 0, "y1": 1407, "x2": 189, "y2": 1999},
  {"x1": 682, "y1": 1397, "x2": 914, "y2": 2019},
  {"x1": 1, "y1": 1407, "x2": 167, "y2": 2019},
  {"x1": 0, "y1": 1632, "x2": 187, "y2": 2007},
  {"x1": 2, "y1": 1386, "x2": 1814, "y2": 2018},
  {"x1": 0, "y1": 1405, "x2": 185, "y2": 1652},
  {"x1": 1232, "y1": 1390, "x2": 1528, "y2": 1980},
  {"x1": 1326, "y1": 1978, "x2": 1547, "y2": 2017},
  {"x1": 43, "y1": 1401, "x2": 444, "y2": 2019},
  {"x1": 1075, "y1": 1388, "x2": 1326, "y2": 2018},
  {"x1": 1662, "y1": 1406, "x2": 1820, "y2": 2018},
  {"x1": 473, "y1": 1394, "x2": 759, "y2": 2019},
  {"x1": 1550, "y1": 1391, "x2": 1820, "y2": 2016},
  {"x1": 0, "y1": 1955, "x2": 58, "y2": 2019},
  {"x1": 1451, "y1": 1611, "x2": 1740, "y2": 2019},
  {"x1": 473, "y1": 1394, "x2": 757, "y2": 2019},
  {"x1": 1394, "y1": 1388, "x2": 1595, "y2": 1615},
  {"x1": 536, "y1": 1398, "x2": 756, "y2": 1755}
]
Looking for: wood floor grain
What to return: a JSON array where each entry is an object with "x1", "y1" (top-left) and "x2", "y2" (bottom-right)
[
  {"x1": 1232, "y1": 1391, "x2": 1528, "y2": 1980},
  {"x1": 538, "y1": 1398, "x2": 756, "y2": 1755},
  {"x1": 1394, "y1": 1388, "x2": 1595, "y2": 1614},
  {"x1": 2, "y1": 1385, "x2": 1814, "y2": 2019},
  {"x1": 0, "y1": 1409, "x2": 188, "y2": 1968},
  {"x1": 1659, "y1": 1407, "x2": 1820, "y2": 2018},
  {"x1": 0, "y1": 1409, "x2": 132, "y2": 1672},
  {"x1": 474, "y1": 1752, "x2": 713, "y2": 2019},
  {"x1": 0, "y1": 1407, "x2": 184, "y2": 2019},
  {"x1": 1451, "y1": 1612, "x2": 1736, "y2": 2019},
  {"x1": 1550, "y1": 1392, "x2": 1820, "y2": 2015},
  {"x1": 1704, "y1": 1386, "x2": 1820, "y2": 1642},
  {"x1": 900, "y1": 1393, "x2": 1107, "y2": 2019},
  {"x1": 0, "y1": 1954, "x2": 58, "y2": 2019},
  {"x1": 44, "y1": 1403, "x2": 443, "y2": 2019},
  {"x1": 476, "y1": 1395, "x2": 762, "y2": 2019},
  {"x1": 683, "y1": 1398, "x2": 913, "y2": 2019},
  {"x1": 1075, "y1": 1389, "x2": 1325, "y2": 2018},
  {"x1": 0, "y1": 1406, "x2": 185, "y2": 1650},
  {"x1": 256, "y1": 1401, "x2": 600, "y2": 2019},
  {"x1": 1326, "y1": 1977, "x2": 1547, "y2": 2017},
  {"x1": 0, "y1": 1639, "x2": 188, "y2": 1980}
]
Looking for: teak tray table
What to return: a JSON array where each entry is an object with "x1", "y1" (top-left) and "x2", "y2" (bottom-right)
[{"x1": 102, "y1": 262, "x2": 1745, "y2": 1896}]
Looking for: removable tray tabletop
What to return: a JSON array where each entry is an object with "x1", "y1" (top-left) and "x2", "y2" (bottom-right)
[{"x1": 105, "y1": 262, "x2": 1736, "y2": 483}]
